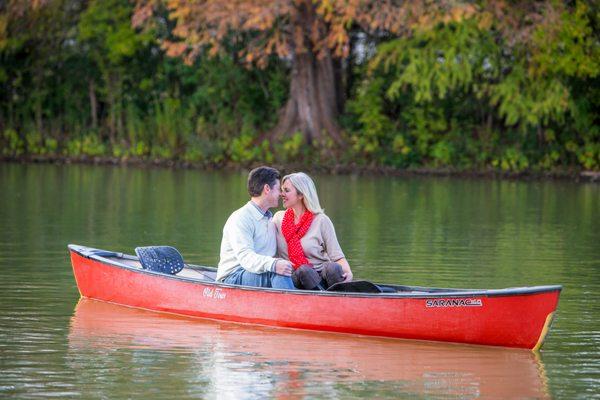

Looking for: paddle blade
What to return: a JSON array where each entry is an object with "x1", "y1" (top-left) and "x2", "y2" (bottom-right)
[{"x1": 327, "y1": 280, "x2": 383, "y2": 293}]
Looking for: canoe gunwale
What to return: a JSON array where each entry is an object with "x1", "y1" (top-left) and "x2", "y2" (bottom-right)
[{"x1": 68, "y1": 244, "x2": 562, "y2": 299}]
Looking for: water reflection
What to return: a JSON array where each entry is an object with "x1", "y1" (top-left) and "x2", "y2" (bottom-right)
[{"x1": 68, "y1": 299, "x2": 550, "y2": 399}]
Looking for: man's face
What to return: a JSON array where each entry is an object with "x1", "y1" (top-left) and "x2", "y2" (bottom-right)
[{"x1": 266, "y1": 180, "x2": 281, "y2": 208}]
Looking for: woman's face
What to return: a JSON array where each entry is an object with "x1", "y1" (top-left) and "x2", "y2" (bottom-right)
[{"x1": 281, "y1": 180, "x2": 303, "y2": 210}]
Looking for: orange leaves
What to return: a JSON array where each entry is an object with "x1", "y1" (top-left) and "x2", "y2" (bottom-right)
[
  {"x1": 163, "y1": 41, "x2": 187, "y2": 58},
  {"x1": 265, "y1": 31, "x2": 290, "y2": 58},
  {"x1": 326, "y1": 24, "x2": 349, "y2": 58},
  {"x1": 29, "y1": 0, "x2": 50, "y2": 10},
  {"x1": 357, "y1": 0, "x2": 425, "y2": 35},
  {"x1": 445, "y1": 4, "x2": 477, "y2": 24},
  {"x1": 242, "y1": 13, "x2": 274, "y2": 31},
  {"x1": 315, "y1": 0, "x2": 334, "y2": 22},
  {"x1": 477, "y1": 11, "x2": 493, "y2": 31},
  {"x1": 291, "y1": 22, "x2": 304, "y2": 51},
  {"x1": 131, "y1": 4, "x2": 154, "y2": 28},
  {"x1": 140, "y1": 0, "x2": 547, "y2": 69},
  {"x1": 154, "y1": 0, "x2": 295, "y2": 65},
  {"x1": 156, "y1": 0, "x2": 437, "y2": 64},
  {"x1": 312, "y1": 0, "x2": 358, "y2": 57},
  {"x1": 5, "y1": 0, "x2": 51, "y2": 18}
]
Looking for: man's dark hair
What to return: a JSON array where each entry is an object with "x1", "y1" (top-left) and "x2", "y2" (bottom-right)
[{"x1": 247, "y1": 166, "x2": 280, "y2": 197}]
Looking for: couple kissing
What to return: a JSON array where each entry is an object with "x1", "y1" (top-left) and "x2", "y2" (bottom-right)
[{"x1": 216, "y1": 166, "x2": 353, "y2": 290}]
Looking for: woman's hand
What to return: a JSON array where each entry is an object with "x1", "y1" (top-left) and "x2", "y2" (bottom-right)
[
  {"x1": 337, "y1": 258, "x2": 353, "y2": 282},
  {"x1": 342, "y1": 270, "x2": 353, "y2": 282}
]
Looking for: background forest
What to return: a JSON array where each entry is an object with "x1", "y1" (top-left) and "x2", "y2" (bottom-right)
[{"x1": 0, "y1": 0, "x2": 598, "y2": 173}]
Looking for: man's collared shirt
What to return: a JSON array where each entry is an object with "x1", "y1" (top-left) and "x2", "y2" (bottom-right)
[
  {"x1": 249, "y1": 200, "x2": 273, "y2": 219},
  {"x1": 216, "y1": 201, "x2": 278, "y2": 281}
]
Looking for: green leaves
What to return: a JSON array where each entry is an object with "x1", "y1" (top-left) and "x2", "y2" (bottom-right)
[
  {"x1": 348, "y1": 1, "x2": 600, "y2": 171},
  {"x1": 78, "y1": 0, "x2": 151, "y2": 65},
  {"x1": 0, "y1": 0, "x2": 598, "y2": 172},
  {"x1": 374, "y1": 18, "x2": 489, "y2": 104},
  {"x1": 531, "y1": 1, "x2": 600, "y2": 79},
  {"x1": 490, "y1": 63, "x2": 570, "y2": 127}
]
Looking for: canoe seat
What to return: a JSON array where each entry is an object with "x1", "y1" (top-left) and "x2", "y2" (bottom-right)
[
  {"x1": 178, "y1": 267, "x2": 216, "y2": 281},
  {"x1": 116, "y1": 256, "x2": 216, "y2": 281},
  {"x1": 135, "y1": 246, "x2": 185, "y2": 275}
]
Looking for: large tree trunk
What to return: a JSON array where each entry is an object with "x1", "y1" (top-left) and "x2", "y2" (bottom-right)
[
  {"x1": 333, "y1": 57, "x2": 345, "y2": 115},
  {"x1": 272, "y1": 52, "x2": 345, "y2": 147},
  {"x1": 270, "y1": 2, "x2": 345, "y2": 148}
]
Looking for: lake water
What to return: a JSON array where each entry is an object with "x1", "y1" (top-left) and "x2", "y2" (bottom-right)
[{"x1": 0, "y1": 163, "x2": 598, "y2": 399}]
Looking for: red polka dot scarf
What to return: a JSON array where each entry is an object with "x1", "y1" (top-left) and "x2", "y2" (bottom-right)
[{"x1": 281, "y1": 208, "x2": 314, "y2": 269}]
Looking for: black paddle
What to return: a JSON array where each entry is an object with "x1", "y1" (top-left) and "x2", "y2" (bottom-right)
[{"x1": 327, "y1": 280, "x2": 383, "y2": 293}]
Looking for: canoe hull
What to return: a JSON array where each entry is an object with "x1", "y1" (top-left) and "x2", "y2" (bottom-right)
[{"x1": 69, "y1": 248, "x2": 561, "y2": 349}]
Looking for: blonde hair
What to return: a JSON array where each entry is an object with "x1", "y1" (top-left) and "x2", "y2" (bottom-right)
[{"x1": 282, "y1": 172, "x2": 323, "y2": 214}]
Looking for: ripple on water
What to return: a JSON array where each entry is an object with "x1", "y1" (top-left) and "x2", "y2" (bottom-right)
[{"x1": 0, "y1": 165, "x2": 598, "y2": 398}]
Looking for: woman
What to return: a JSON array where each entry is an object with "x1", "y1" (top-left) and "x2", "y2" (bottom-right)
[{"x1": 273, "y1": 172, "x2": 353, "y2": 290}]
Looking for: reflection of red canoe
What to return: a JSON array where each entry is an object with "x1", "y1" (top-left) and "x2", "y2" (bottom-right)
[
  {"x1": 69, "y1": 299, "x2": 550, "y2": 399},
  {"x1": 69, "y1": 244, "x2": 562, "y2": 349}
]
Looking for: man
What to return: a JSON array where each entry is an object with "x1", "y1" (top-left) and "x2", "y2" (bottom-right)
[{"x1": 216, "y1": 166, "x2": 295, "y2": 289}]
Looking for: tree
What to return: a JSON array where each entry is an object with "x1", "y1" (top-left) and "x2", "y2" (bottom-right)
[
  {"x1": 348, "y1": 1, "x2": 599, "y2": 170},
  {"x1": 0, "y1": 0, "x2": 80, "y2": 139},
  {"x1": 79, "y1": 0, "x2": 152, "y2": 144},
  {"x1": 133, "y1": 0, "x2": 460, "y2": 148}
]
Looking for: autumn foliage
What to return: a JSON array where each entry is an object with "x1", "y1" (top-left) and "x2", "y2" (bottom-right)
[{"x1": 133, "y1": 1, "x2": 453, "y2": 146}]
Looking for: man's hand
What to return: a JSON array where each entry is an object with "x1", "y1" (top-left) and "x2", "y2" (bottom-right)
[{"x1": 274, "y1": 260, "x2": 293, "y2": 276}]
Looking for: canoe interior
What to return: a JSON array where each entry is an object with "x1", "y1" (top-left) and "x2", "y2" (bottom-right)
[
  {"x1": 117, "y1": 257, "x2": 218, "y2": 282},
  {"x1": 71, "y1": 245, "x2": 562, "y2": 297},
  {"x1": 107, "y1": 255, "x2": 424, "y2": 294}
]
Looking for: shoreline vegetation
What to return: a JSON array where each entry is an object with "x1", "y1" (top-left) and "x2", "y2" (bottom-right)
[
  {"x1": 1, "y1": 1, "x2": 598, "y2": 180},
  {"x1": 3, "y1": 156, "x2": 598, "y2": 183}
]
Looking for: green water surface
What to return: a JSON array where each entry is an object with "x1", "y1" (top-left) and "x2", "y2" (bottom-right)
[{"x1": 0, "y1": 163, "x2": 598, "y2": 399}]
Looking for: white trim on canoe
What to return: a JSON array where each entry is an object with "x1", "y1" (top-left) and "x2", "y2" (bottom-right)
[{"x1": 68, "y1": 244, "x2": 562, "y2": 299}]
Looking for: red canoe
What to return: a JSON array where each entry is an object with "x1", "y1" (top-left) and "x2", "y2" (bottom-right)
[{"x1": 68, "y1": 244, "x2": 562, "y2": 350}]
